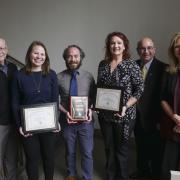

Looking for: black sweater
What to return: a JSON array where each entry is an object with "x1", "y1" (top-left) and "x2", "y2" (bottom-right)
[{"x1": 0, "y1": 62, "x2": 17, "y2": 125}]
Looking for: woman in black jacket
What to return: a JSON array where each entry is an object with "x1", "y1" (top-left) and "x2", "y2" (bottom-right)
[{"x1": 161, "y1": 32, "x2": 180, "y2": 180}]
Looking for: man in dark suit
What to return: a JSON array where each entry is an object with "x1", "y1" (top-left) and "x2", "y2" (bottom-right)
[
  {"x1": 130, "y1": 37, "x2": 166, "y2": 180},
  {"x1": 0, "y1": 38, "x2": 19, "y2": 179}
]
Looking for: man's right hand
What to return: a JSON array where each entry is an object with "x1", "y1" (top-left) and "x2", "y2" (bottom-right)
[{"x1": 66, "y1": 112, "x2": 78, "y2": 124}]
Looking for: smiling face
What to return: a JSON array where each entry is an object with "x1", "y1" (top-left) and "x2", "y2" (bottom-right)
[
  {"x1": 109, "y1": 36, "x2": 125, "y2": 58},
  {"x1": 0, "y1": 39, "x2": 8, "y2": 65},
  {"x1": 66, "y1": 47, "x2": 81, "y2": 70},
  {"x1": 174, "y1": 37, "x2": 180, "y2": 61},
  {"x1": 137, "y1": 38, "x2": 156, "y2": 63},
  {"x1": 30, "y1": 45, "x2": 46, "y2": 70}
]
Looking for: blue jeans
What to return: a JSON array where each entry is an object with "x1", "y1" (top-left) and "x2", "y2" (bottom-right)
[{"x1": 62, "y1": 121, "x2": 94, "y2": 180}]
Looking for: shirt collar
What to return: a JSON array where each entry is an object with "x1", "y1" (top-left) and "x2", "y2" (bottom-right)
[
  {"x1": 0, "y1": 60, "x2": 8, "y2": 75},
  {"x1": 68, "y1": 68, "x2": 80, "y2": 75},
  {"x1": 141, "y1": 59, "x2": 153, "y2": 70}
]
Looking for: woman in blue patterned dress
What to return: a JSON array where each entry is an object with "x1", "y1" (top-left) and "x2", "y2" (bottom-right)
[{"x1": 97, "y1": 32, "x2": 144, "y2": 180}]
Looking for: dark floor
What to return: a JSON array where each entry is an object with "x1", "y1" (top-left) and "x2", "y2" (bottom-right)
[{"x1": 37, "y1": 130, "x2": 152, "y2": 180}]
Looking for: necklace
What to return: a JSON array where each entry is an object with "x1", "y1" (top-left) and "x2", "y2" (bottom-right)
[{"x1": 32, "y1": 72, "x2": 42, "y2": 93}]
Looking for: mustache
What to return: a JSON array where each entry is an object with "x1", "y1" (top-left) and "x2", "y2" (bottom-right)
[{"x1": 69, "y1": 62, "x2": 78, "y2": 65}]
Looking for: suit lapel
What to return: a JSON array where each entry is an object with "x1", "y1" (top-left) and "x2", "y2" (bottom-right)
[{"x1": 144, "y1": 59, "x2": 157, "y2": 82}]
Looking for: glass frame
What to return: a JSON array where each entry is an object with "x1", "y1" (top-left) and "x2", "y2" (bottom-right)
[
  {"x1": 21, "y1": 102, "x2": 59, "y2": 134},
  {"x1": 95, "y1": 88, "x2": 122, "y2": 112},
  {"x1": 70, "y1": 96, "x2": 88, "y2": 121}
]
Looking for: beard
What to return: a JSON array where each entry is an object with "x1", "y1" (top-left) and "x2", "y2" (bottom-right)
[{"x1": 66, "y1": 60, "x2": 82, "y2": 70}]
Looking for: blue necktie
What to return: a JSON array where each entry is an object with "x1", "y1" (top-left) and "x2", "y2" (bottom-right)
[{"x1": 70, "y1": 71, "x2": 78, "y2": 96}]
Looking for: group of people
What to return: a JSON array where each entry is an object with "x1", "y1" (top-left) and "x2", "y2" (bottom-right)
[{"x1": 0, "y1": 31, "x2": 180, "y2": 180}]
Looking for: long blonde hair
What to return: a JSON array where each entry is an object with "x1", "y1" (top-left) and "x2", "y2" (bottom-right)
[{"x1": 167, "y1": 32, "x2": 180, "y2": 74}]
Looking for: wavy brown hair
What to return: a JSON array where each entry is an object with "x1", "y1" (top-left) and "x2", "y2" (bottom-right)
[
  {"x1": 104, "y1": 31, "x2": 131, "y2": 62},
  {"x1": 24, "y1": 41, "x2": 50, "y2": 75},
  {"x1": 167, "y1": 32, "x2": 180, "y2": 74}
]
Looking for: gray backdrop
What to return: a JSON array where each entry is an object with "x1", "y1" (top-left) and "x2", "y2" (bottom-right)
[{"x1": 1, "y1": 0, "x2": 179, "y2": 128}]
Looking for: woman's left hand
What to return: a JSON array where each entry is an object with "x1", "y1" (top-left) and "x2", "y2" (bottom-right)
[
  {"x1": 173, "y1": 125, "x2": 180, "y2": 133},
  {"x1": 115, "y1": 106, "x2": 127, "y2": 117},
  {"x1": 173, "y1": 114, "x2": 180, "y2": 126},
  {"x1": 53, "y1": 123, "x2": 61, "y2": 133}
]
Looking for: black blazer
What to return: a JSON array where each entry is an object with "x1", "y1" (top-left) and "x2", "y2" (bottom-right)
[
  {"x1": 0, "y1": 61, "x2": 17, "y2": 124},
  {"x1": 160, "y1": 70, "x2": 180, "y2": 141},
  {"x1": 161, "y1": 71, "x2": 177, "y2": 107},
  {"x1": 136, "y1": 58, "x2": 167, "y2": 132}
]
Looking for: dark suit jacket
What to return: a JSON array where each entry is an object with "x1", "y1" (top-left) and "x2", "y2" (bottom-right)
[
  {"x1": 136, "y1": 58, "x2": 167, "y2": 132},
  {"x1": 160, "y1": 70, "x2": 180, "y2": 141},
  {"x1": 0, "y1": 61, "x2": 17, "y2": 124}
]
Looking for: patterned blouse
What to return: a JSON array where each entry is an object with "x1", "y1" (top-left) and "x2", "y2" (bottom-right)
[{"x1": 97, "y1": 59, "x2": 144, "y2": 125}]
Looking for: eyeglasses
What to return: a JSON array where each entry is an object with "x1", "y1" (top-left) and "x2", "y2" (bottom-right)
[
  {"x1": 0, "y1": 47, "x2": 7, "y2": 52},
  {"x1": 138, "y1": 46, "x2": 154, "y2": 51}
]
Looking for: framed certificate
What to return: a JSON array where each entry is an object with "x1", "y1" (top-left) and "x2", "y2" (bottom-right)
[
  {"x1": 95, "y1": 88, "x2": 121, "y2": 111},
  {"x1": 70, "y1": 96, "x2": 88, "y2": 121},
  {"x1": 21, "y1": 102, "x2": 59, "y2": 134},
  {"x1": 171, "y1": 170, "x2": 180, "y2": 180}
]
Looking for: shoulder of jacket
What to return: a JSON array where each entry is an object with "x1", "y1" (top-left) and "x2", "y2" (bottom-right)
[
  {"x1": 154, "y1": 58, "x2": 167, "y2": 66},
  {"x1": 99, "y1": 59, "x2": 107, "y2": 66},
  {"x1": 7, "y1": 62, "x2": 17, "y2": 69},
  {"x1": 49, "y1": 69, "x2": 57, "y2": 75}
]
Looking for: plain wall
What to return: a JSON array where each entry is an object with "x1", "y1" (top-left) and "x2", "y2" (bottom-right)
[
  {"x1": 1, "y1": 0, "x2": 179, "y2": 128},
  {"x1": 1, "y1": 0, "x2": 180, "y2": 76}
]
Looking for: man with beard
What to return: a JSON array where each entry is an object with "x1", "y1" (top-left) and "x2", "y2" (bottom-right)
[{"x1": 58, "y1": 45, "x2": 95, "y2": 180}]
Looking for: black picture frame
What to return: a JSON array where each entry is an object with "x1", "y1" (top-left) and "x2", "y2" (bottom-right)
[{"x1": 21, "y1": 102, "x2": 59, "y2": 134}]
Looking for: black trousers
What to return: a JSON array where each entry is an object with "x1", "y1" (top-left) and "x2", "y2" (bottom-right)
[
  {"x1": 134, "y1": 118, "x2": 164, "y2": 179},
  {"x1": 99, "y1": 117, "x2": 135, "y2": 180},
  {"x1": 22, "y1": 132, "x2": 57, "y2": 180},
  {"x1": 161, "y1": 140, "x2": 180, "y2": 180}
]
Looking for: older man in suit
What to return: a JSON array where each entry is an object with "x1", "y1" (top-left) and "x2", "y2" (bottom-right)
[
  {"x1": 130, "y1": 37, "x2": 166, "y2": 180},
  {"x1": 0, "y1": 38, "x2": 19, "y2": 180}
]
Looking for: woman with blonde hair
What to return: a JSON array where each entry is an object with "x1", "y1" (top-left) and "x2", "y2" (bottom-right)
[{"x1": 161, "y1": 32, "x2": 180, "y2": 180}]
